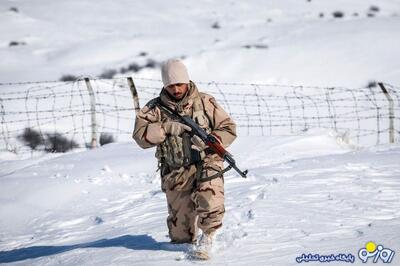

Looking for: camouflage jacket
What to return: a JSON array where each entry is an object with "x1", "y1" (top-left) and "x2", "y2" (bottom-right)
[{"x1": 132, "y1": 81, "x2": 236, "y2": 190}]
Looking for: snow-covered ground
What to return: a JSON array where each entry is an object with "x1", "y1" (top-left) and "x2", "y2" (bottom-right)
[
  {"x1": 1, "y1": 0, "x2": 400, "y2": 265},
  {"x1": 1, "y1": 0, "x2": 400, "y2": 87},
  {"x1": 0, "y1": 130, "x2": 399, "y2": 265}
]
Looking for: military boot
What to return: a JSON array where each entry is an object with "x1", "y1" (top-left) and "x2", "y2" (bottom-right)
[{"x1": 191, "y1": 230, "x2": 215, "y2": 260}]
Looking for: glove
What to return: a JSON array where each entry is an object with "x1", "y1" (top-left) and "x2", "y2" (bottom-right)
[
  {"x1": 191, "y1": 135, "x2": 208, "y2": 151},
  {"x1": 162, "y1": 121, "x2": 191, "y2": 136}
]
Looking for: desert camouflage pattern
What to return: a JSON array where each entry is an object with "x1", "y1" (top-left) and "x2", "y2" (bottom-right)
[{"x1": 133, "y1": 81, "x2": 236, "y2": 243}]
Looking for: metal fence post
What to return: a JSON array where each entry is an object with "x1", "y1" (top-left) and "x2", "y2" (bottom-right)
[
  {"x1": 84, "y1": 78, "x2": 97, "y2": 148},
  {"x1": 378, "y1": 82, "x2": 395, "y2": 143},
  {"x1": 127, "y1": 77, "x2": 141, "y2": 116}
]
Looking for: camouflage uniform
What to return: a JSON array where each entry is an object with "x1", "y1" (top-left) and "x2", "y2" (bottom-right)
[{"x1": 133, "y1": 81, "x2": 236, "y2": 243}]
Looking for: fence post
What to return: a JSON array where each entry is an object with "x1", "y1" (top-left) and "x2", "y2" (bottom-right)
[
  {"x1": 127, "y1": 77, "x2": 141, "y2": 115},
  {"x1": 84, "y1": 78, "x2": 97, "y2": 148},
  {"x1": 378, "y1": 82, "x2": 395, "y2": 143},
  {"x1": 0, "y1": 98, "x2": 11, "y2": 152}
]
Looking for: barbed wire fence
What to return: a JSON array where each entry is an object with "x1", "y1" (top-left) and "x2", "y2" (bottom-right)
[{"x1": 0, "y1": 77, "x2": 399, "y2": 154}]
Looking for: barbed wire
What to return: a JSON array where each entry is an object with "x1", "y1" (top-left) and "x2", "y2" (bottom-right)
[
  {"x1": 0, "y1": 77, "x2": 399, "y2": 154},
  {"x1": 2, "y1": 76, "x2": 399, "y2": 91}
]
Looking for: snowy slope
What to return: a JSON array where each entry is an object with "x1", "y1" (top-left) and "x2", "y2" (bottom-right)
[
  {"x1": 1, "y1": 131, "x2": 399, "y2": 265},
  {"x1": 1, "y1": 0, "x2": 400, "y2": 87},
  {"x1": 1, "y1": 1, "x2": 400, "y2": 265}
]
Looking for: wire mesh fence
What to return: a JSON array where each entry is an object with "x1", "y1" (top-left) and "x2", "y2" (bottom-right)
[{"x1": 0, "y1": 77, "x2": 399, "y2": 154}]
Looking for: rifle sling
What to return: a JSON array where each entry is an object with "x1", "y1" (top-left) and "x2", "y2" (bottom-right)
[{"x1": 196, "y1": 164, "x2": 232, "y2": 183}]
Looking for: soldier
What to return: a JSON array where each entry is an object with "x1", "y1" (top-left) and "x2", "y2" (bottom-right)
[{"x1": 133, "y1": 59, "x2": 236, "y2": 257}]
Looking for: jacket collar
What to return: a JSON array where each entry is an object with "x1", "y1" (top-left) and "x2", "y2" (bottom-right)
[{"x1": 159, "y1": 81, "x2": 199, "y2": 114}]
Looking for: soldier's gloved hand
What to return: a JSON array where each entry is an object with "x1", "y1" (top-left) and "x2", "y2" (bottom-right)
[
  {"x1": 162, "y1": 121, "x2": 191, "y2": 136},
  {"x1": 191, "y1": 135, "x2": 208, "y2": 151}
]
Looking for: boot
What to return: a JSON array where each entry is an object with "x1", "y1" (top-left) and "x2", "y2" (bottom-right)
[{"x1": 192, "y1": 231, "x2": 215, "y2": 260}]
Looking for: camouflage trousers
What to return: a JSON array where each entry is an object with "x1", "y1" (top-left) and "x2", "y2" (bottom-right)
[{"x1": 162, "y1": 157, "x2": 225, "y2": 243}]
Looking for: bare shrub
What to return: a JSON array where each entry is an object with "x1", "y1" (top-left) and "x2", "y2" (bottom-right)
[
  {"x1": 9, "y1": 7, "x2": 19, "y2": 13},
  {"x1": 127, "y1": 63, "x2": 141, "y2": 72},
  {"x1": 99, "y1": 133, "x2": 115, "y2": 146},
  {"x1": 99, "y1": 69, "x2": 117, "y2": 79},
  {"x1": 242, "y1": 44, "x2": 268, "y2": 49},
  {"x1": 9, "y1": 41, "x2": 26, "y2": 47},
  {"x1": 212, "y1": 22, "x2": 220, "y2": 29},
  {"x1": 369, "y1": 6, "x2": 380, "y2": 13},
  {"x1": 144, "y1": 59, "x2": 157, "y2": 68},
  {"x1": 45, "y1": 133, "x2": 78, "y2": 153},
  {"x1": 60, "y1": 74, "x2": 78, "y2": 82},
  {"x1": 18, "y1": 128, "x2": 44, "y2": 150},
  {"x1": 366, "y1": 81, "x2": 378, "y2": 88},
  {"x1": 332, "y1": 11, "x2": 344, "y2": 18}
]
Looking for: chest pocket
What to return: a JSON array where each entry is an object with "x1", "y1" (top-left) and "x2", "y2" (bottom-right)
[
  {"x1": 156, "y1": 132, "x2": 192, "y2": 169},
  {"x1": 192, "y1": 96, "x2": 212, "y2": 134},
  {"x1": 155, "y1": 96, "x2": 211, "y2": 173}
]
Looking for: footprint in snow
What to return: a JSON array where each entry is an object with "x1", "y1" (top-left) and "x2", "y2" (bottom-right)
[{"x1": 102, "y1": 165, "x2": 112, "y2": 173}]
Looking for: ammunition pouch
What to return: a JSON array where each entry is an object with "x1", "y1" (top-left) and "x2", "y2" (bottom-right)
[{"x1": 156, "y1": 132, "x2": 203, "y2": 173}]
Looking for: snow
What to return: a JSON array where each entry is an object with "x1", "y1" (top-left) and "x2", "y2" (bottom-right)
[
  {"x1": 1, "y1": 131, "x2": 399, "y2": 265},
  {"x1": 1, "y1": 0, "x2": 400, "y2": 87},
  {"x1": 1, "y1": 0, "x2": 400, "y2": 265}
]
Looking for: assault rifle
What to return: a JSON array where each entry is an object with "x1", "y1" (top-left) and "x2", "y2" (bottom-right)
[{"x1": 156, "y1": 101, "x2": 248, "y2": 178}]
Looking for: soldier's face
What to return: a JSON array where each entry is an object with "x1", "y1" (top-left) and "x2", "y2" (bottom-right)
[{"x1": 166, "y1": 83, "x2": 189, "y2": 100}]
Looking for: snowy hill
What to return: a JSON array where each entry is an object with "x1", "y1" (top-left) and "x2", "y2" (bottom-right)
[
  {"x1": 1, "y1": 0, "x2": 400, "y2": 265},
  {"x1": 1, "y1": 0, "x2": 400, "y2": 87},
  {"x1": 0, "y1": 131, "x2": 399, "y2": 265}
]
